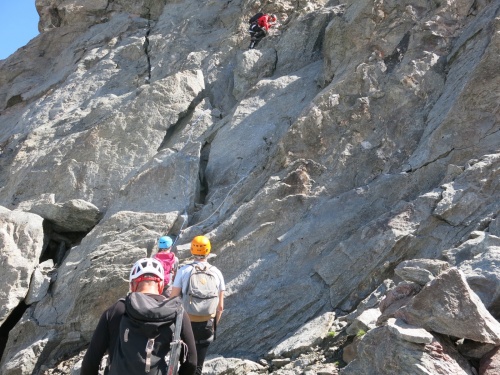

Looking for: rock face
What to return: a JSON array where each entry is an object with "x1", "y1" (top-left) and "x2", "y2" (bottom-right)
[
  {"x1": 395, "y1": 268, "x2": 500, "y2": 345},
  {"x1": 0, "y1": 0, "x2": 500, "y2": 373},
  {"x1": 0, "y1": 208, "x2": 44, "y2": 325},
  {"x1": 341, "y1": 326, "x2": 474, "y2": 375}
]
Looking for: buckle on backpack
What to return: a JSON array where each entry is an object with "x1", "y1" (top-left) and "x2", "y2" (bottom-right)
[{"x1": 145, "y1": 338, "x2": 155, "y2": 372}]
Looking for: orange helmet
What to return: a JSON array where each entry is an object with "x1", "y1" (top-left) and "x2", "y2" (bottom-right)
[{"x1": 191, "y1": 235, "x2": 211, "y2": 256}]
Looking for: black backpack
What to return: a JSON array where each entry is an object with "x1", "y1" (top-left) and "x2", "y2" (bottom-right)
[
  {"x1": 249, "y1": 12, "x2": 264, "y2": 24},
  {"x1": 108, "y1": 293, "x2": 182, "y2": 375}
]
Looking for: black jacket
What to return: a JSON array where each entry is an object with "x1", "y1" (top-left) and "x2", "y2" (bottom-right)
[{"x1": 81, "y1": 294, "x2": 197, "y2": 375}]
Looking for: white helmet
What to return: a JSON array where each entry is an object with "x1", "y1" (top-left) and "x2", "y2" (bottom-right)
[{"x1": 129, "y1": 258, "x2": 164, "y2": 282}]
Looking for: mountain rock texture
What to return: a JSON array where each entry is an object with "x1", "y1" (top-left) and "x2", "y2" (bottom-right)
[{"x1": 0, "y1": 0, "x2": 499, "y2": 374}]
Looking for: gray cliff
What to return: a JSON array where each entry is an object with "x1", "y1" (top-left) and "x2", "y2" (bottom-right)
[{"x1": 0, "y1": 0, "x2": 499, "y2": 374}]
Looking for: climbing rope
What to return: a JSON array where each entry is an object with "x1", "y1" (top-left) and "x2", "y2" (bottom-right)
[
  {"x1": 184, "y1": 173, "x2": 247, "y2": 230},
  {"x1": 156, "y1": 108, "x2": 254, "y2": 251}
]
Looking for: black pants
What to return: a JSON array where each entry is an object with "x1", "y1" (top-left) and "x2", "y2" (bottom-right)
[
  {"x1": 191, "y1": 320, "x2": 214, "y2": 375},
  {"x1": 249, "y1": 23, "x2": 266, "y2": 49}
]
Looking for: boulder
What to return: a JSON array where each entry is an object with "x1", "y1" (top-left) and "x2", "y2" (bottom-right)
[
  {"x1": 202, "y1": 356, "x2": 267, "y2": 375},
  {"x1": 395, "y1": 268, "x2": 500, "y2": 345},
  {"x1": 346, "y1": 308, "x2": 380, "y2": 336},
  {"x1": 0, "y1": 207, "x2": 44, "y2": 325},
  {"x1": 480, "y1": 346, "x2": 500, "y2": 375},
  {"x1": 28, "y1": 198, "x2": 101, "y2": 232},
  {"x1": 386, "y1": 318, "x2": 434, "y2": 344},
  {"x1": 25, "y1": 260, "x2": 55, "y2": 305},
  {"x1": 394, "y1": 259, "x2": 450, "y2": 286},
  {"x1": 267, "y1": 312, "x2": 335, "y2": 359},
  {"x1": 341, "y1": 326, "x2": 474, "y2": 375},
  {"x1": 444, "y1": 232, "x2": 500, "y2": 316},
  {"x1": 377, "y1": 281, "x2": 422, "y2": 325}
]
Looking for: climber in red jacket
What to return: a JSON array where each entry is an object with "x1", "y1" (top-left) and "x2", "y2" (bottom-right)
[{"x1": 249, "y1": 13, "x2": 278, "y2": 49}]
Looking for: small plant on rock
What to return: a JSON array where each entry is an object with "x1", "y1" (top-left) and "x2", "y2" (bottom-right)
[{"x1": 356, "y1": 329, "x2": 366, "y2": 338}]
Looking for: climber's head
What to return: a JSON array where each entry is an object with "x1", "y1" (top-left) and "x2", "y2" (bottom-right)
[
  {"x1": 190, "y1": 235, "x2": 211, "y2": 258},
  {"x1": 158, "y1": 235, "x2": 173, "y2": 250},
  {"x1": 129, "y1": 258, "x2": 164, "y2": 294}
]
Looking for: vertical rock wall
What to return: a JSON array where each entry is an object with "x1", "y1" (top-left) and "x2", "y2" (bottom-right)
[{"x1": 0, "y1": 0, "x2": 499, "y2": 373}]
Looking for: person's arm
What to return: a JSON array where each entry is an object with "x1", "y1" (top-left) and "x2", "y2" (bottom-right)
[
  {"x1": 216, "y1": 291, "x2": 224, "y2": 324},
  {"x1": 172, "y1": 257, "x2": 179, "y2": 284},
  {"x1": 170, "y1": 286, "x2": 182, "y2": 297},
  {"x1": 80, "y1": 311, "x2": 110, "y2": 375},
  {"x1": 257, "y1": 16, "x2": 269, "y2": 32},
  {"x1": 178, "y1": 312, "x2": 197, "y2": 375},
  {"x1": 170, "y1": 264, "x2": 187, "y2": 297},
  {"x1": 263, "y1": 15, "x2": 272, "y2": 31}
]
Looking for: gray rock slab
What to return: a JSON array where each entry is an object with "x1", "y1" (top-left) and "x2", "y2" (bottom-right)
[
  {"x1": 395, "y1": 258, "x2": 450, "y2": 286},
  {"x1": 0, "y1": 207, "x2": 44, "y2": 325},
  {"x1": 29, "y1": 199, "x2": 101, "y2": 232},
  {"x1": 341, "y1": 326, "x2": 473, "y2": 375},
  {"x1": 267, "y1": 312, "x2": 335, "y2": 359},
  {"x1": 346, "y1": 308, "x2": 381, "y2": 336},
  {"x1": 387, "y1": 318, "x2": 434, "y2": 344},
  {"x1": 202, "y1": 356, "x2": 267, "y2": 375},
  {"x1": 395, "y1": 268, "x2": 500, "y2": 344}
]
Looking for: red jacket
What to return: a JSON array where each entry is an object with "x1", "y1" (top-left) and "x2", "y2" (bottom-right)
[{"x1": 257, "y1": 14, "x2": 274, "y2": 31}]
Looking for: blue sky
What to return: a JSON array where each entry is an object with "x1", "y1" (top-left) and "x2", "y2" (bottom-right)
[{"x1": 0, "y1": 1, "x2": 40, "y2": 60}]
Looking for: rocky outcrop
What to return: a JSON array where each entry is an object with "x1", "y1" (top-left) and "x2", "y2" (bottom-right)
[
  {"x1": 27, "y1": 198, "x2": 101, "y2": 233},
  {"x1": 1, "y1": 0, "x2": 499, "y2": 373},
  {"x1": 342, "y1": 326, "x2": 474, "y2": 375},
  {"x1": 0, "y1": 208, "x2": 44, "y2": 325},
  {"x1": 341, "y1": 261, "x2": 500, "y2": 375},
  {"x1": 395, "y1": 268, "x2": 500, "y2": 345}
]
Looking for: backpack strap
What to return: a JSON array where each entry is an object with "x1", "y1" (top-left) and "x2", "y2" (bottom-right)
[
  {"x1": 167, "y1": 305, "x2": 185, "y2": 375},
  {"x1": 193, "y1": 262, "x2": 212, "y2": 272}
]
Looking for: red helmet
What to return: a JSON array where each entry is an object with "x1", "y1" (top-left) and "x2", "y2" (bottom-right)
[{"x1": 269, "y1": 14, "x2": 277, "y2": 22}]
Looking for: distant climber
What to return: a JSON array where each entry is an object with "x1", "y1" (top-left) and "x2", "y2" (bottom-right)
[
  {"x1": 80, "y1": 258, "x2": 197, "y2": 375},
  {"x1": 153, "y1": 235, "x2": 179, "y2": 297},
  {"x1": 170, "y1": 236, "x2": 225, "y2": 375},
  {"x1": 248, "y1": 13, "x2": 278, "y2": 49}
]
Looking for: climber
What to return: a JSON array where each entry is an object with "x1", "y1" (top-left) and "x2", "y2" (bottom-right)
[
  {"x1": 80, "y1": 258, "x2": 197, "y2": 375},
  {"x1": 153, "y1": 235, "x2": 179, "y2": 297},
  {"x1": 248, "y1": 13, "x2": 278, "y2": 49},
  {"x1": 170, "y1": 236, "x2": 225, "y2": 375}
]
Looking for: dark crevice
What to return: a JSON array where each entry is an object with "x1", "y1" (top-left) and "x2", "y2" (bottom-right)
[
  {"x1": 197, "y1": 142, "x2": 211, "y2": 205},
  {"x1": 273, "y1": 49, "x2": 278, "y2": 73},
  {"x1": 408, "y1": 148, "x2": 455, "y2": 173},
  {"x1": 0, "y1": 220, "x2": 93, "y2": 361},
  {"x1": 143, "y1": 19, "x2": 152, "y2": 83},
  {"x1": 384, "y1": 31, "x2": 410, "y2": 73},
  {"x1": 0, "y1": 301, "x2": 28, "y2": 362},
  {"x1": 49, "y1": 7, "x2": 62, "y2": 28},
  {"x1": 157, "y1": 90, "x2": 208, "y2": 151},
  {"x1": 40, "y1": 220, "x2": 89, "y2": 266},
  {"x1": 5, "y1": 95, "x2": 23, "y2": 109}
]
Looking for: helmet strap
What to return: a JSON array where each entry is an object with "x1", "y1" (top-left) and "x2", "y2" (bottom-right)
[
  {"x1": 130, "y1": 280, "x2": 138, "y2": 292},
  {"x1": 131, "y1": 275, "x2": 163, "y2": 293},
  {"x1": 158, "y1": 281, "x2": 164, "y2": 295}
]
